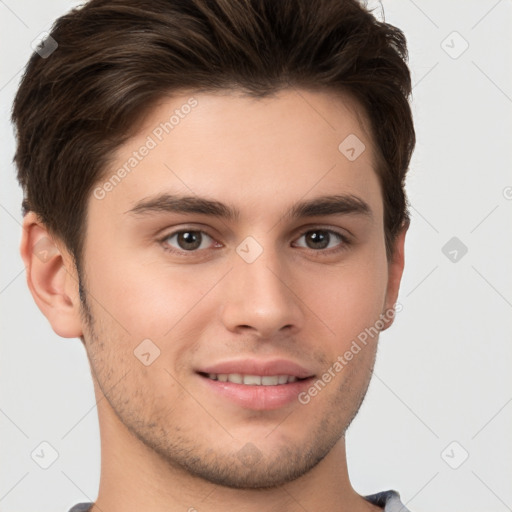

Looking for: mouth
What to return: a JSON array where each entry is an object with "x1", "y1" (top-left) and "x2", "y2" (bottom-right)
[
  {"x1": 195, "y1": 359, "x2": 316, "y2": 410},
  {"x1": 198, "y1": 372, "x2": 309, "y2": 386}
]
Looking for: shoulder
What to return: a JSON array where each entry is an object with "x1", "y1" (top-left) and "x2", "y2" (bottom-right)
[
  {"x1": 364, "y1": 490, "x2": 412, "y2": 512},
  {"x1": 67, "y1": 503, "x2": 93, "y2": 512}
]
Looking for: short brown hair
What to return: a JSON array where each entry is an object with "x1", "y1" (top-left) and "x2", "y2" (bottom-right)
[{"x1": 12, "y1": 0, "x2": 415, "y2": 265}]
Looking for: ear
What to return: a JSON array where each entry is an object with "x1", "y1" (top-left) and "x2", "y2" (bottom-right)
[
  {"x1": 20, "y1": 212, "x2": 83, "y2": 338},
  {"x1": 380, "y1": 222, "x2": 408, "y2": 331}
]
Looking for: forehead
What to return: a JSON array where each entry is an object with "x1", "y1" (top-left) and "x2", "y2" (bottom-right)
[{"x1": 91, "y1": 88, "x2": 383, "y2": 225}]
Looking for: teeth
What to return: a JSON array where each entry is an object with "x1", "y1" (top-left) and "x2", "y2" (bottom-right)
[
  {"x1": 243, "y1": 375, "x2": 261, "y2": 385},
  {"x1": 206, "y1": 373, "x2": 301, "y2": 385},
  {"x1": 229, "y1": 373, "x2": 243, "y2": 384}
]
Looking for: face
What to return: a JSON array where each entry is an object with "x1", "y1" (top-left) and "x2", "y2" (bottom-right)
[{"x1": 80, "y1": 88, "x2": 401, "y2": 488}]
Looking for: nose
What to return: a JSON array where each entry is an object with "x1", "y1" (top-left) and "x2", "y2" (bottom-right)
[{"x1": 220, "y1": 242, "x2": 304, "y2": 339}]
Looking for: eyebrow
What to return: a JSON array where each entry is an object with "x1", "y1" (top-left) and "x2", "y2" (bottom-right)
[{"x1": 126, "y1": 193, "x2": 372, "y2": 221}]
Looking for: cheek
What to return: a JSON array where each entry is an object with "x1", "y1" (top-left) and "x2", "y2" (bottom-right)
[
  {"x1": 84, "y1": 245, "x2": 226, "y2": 341},
  {"x1": 303, "y1": 254, "x2": 388, "y2": 345}
]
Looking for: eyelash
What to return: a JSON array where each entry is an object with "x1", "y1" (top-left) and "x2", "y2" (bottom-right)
[{"x1": 159, "y1": 227, "x2": 351, "y2": 257}]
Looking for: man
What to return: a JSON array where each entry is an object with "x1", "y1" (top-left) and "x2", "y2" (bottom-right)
[{"x1": 12, "y1": 0, "x2": 415, "y2": 510}]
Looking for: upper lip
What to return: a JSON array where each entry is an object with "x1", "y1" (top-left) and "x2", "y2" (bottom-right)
[{"x1": 197, "y1": 359, "x2": 314, "y2": 379}]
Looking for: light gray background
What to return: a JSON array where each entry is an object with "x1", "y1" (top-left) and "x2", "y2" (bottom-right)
[{"x1": 1, "y1": 1, "x2": 511, "y2": 511}]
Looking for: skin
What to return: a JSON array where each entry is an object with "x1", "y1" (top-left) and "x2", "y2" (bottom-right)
[{"x1": 21, "y1": 88, "x2": 407, "y2": 512}]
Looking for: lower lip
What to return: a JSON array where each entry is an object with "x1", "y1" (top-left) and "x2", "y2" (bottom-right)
[{"x1": 198, "y1": 374, "x2": 314, "y2": 410}]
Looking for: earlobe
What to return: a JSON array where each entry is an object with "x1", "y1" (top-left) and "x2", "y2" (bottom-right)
[
  {"x1": 20, "y1": 212, "x2": 83, "y2": 338},
  {"x1": 381, "y1": 222, "x2": 408, "y2": 332}
]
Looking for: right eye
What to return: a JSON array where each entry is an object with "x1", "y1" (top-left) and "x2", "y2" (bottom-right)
[{"x1": 160, "y1": 229, "x2": 222, "y2": 255}]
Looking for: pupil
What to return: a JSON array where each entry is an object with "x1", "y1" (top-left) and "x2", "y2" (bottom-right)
[
  {"x1": 179, "y1": 231, "x2": 201, "y2": 250},
  {"x1": 308, "y1": 231, "x2": 329, "y2": 249}
]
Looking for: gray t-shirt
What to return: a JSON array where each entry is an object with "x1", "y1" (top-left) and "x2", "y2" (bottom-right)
[{"x1": 68, "y1": 490, "x2": 411, "y2": 511}]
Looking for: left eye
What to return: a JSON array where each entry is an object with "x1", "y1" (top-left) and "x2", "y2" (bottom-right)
[
  {"x1": 293, "y1": 229, "x2": 346, "y2": 251},
  {"x1": 162, "y1": 230, "x2": 216, "y2": 252}
]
